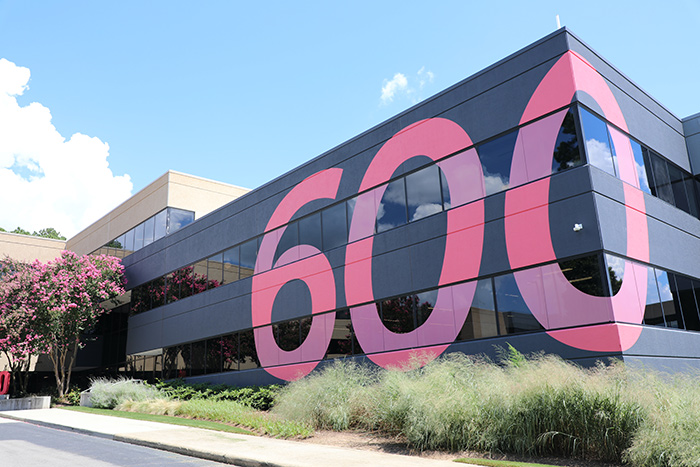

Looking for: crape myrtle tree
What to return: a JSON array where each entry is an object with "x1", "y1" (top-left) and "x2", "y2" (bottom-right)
[
  {"x1": 32, "y1": 251, "x2": 126, "y2": 397},
  {"x1": 0, "y1": 251, "x2": 125, "y2": 397},
  {"x1": 0, "y1": 259, "x2": 48, "y2": 396}
]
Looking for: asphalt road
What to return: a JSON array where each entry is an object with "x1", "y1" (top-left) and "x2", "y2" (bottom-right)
[{"x1": 0, "y1": 417, "x2": 232, "y2": 467}]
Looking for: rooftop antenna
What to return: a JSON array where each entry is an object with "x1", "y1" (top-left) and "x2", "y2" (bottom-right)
[{"x1": 556, "y1": 15, "x2": 561, "y2": 29}]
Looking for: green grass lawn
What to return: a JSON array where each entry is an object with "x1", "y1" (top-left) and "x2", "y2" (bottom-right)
[{"x1": 61, "y1": 406, "x2": 253, "y2": 435}]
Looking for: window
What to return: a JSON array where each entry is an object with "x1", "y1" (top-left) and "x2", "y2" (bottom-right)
[
  {"x1": 222, "y1": 247, "x2": 240, "y2": 284},
  {"x1": 405, "y1": 165, "x2": 444, "y2": 221},
  {"x1": 377, "y1": 178, "x2": 408, "y2": 233},
  {"x1": 580, "y1": 108, "x2": 615, "y2": 176},
  {"x1": 322, "y1": 203, "x2": 347, "y2": 251},
  {"x1": 299, "y1": 213, "x2": 322, "y2": 251},
  {"x1": 459, "y1": 279, "x2": 498, "y2": 340},
  {"x1": 494, "y1": 273, "x2": 544, "y2": 335},
  {"x1": 239, "y1": 239, "x2": 258, "y2": 279},
  {"x1": 552, "y1": 109, "x2": 582, "y2": 173}
]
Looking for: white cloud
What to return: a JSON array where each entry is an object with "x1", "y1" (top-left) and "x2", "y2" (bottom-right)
[
  {"x1": 380, "y1": 73, "x2": 408, "y2": 104},
  {"x1": 380, "y1": 67, "x2": 435, "y2": 105},
  {"x1": 0, "y1": 58, "x2": 132, "y2": 238}
]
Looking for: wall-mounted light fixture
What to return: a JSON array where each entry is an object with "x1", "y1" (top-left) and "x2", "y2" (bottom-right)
[{"x1": 573, "y1": 223, "x2": 583, "y2": 232}]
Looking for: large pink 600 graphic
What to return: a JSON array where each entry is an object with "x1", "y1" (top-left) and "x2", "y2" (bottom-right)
[
  {"x1": 252, "y1": 169, "x2": 342, "y2": 380},
  {"x1": 345, "y1": 118, "x2": 485, "y2": 369},
  {"x1": 505, "y1": 51, "x2": 649, "y2": 352}
]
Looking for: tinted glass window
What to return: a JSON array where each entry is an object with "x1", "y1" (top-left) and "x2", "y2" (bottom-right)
[
  {"x1": 649, "y1": 152, "x2": 675, "y2": 205},
  {"x1": 657, "y1": 270, "x2": 681, "y2": 328},
  {"x1": 559, "y1": 254, "x2": 606, "y2": 297},
  {"x1": 154, "y1": 209, "x2": 167, "y2": 240},
  {"x1": 222, "y1": 247, "x2": 240, "y2": 284},
  {"x1": 440, "y1": 167, "x2": 452, "y2": 209},
  {"x1": 274, "y1": 319, "x2": 301, "y2": 352},
  {"x1": 605, "y1": 254, "x2": 625, "y2": 296},
  {"x1": 459, "y1": 279, "x2": 498, "y2": 340},
  {"x1": 478, "y1": 131, "x2": 517, "y2": 196},
  {"x1": 299, "y1": 213, "x2": 322, "y2": 251},
  {"x1": 143, "y1": 216, "x2": 155, "y2": 247},
  {"x1": 668, "y1": 163, "x2": 691, "y2": 214},
  {"x1": 192, "y1": 260, "x2": 208, "y2": 294},
  {"x1": 166, "y1": 271, "x2": 180, "y2": 303},
  {"x1": 684, "y1": 177, "x2": 699, "y2": 218},
  {"x1": 191, "y1": 341, "x2": 206, "y2": 376},
  {"x1": 406, "y1": 165, "x2": 443, "y2": 221},
  {"x1": 326, "y1": 309, "x2": 353, "y2": 359},
  {"x1": 277, "y1": 223, "x2": 298, "y2": 260},
  {"x1": 674, "y1": 275, "x2": 700, "y2": 331},
  {"x1": 380, "y1": 295, "x2": 416, "y2": 333},
  {"x1": 168, "y1": 208, "x2": 195, "y2": 234},
  {"x1": 580, "y1": 108, "x2": 615, "y2": 176},
  {"x1": 124, "y1": 229, "x2": 134, "y2": 252},
  {"x1": 220, "y1": 334, "x2": 239, "y2": 371},
  {"x1": 377, "y1": 178, "x2": 407, "y2": 233},
  {"x1": 238, "y1": 329, "x2": 259, "y2": 370},
  {"x1": 115, "y1": 233, "x2": 126, "y2": 250},
  {"x1": 178, "y1": 267, "x2": 194, "y2": 299},
  {"x1": 205, "y1": 337, "x2": 222, "y2": 374},
  {"x1": 552, "y1": 109, "x2": 582, "y2": 173},
  {"x1": 239, "y1": 239, "x2": 258, "y2": 279},
  {"x1": 643, "y1": 267, "x2": 665, "y2": 326},
  {"x1": 630, "y1": 139, "x2": 652, "y2": 194},
  {"x1": 494, "y1": 273, "x2": 544, "y2": 335},
  {"x1": 322, "y1": 203, "x2": 347, "y2": 251},
  {"x1": 415, "y1": 289, "x2": 438, "y2": 326},
  {"x1": 133, "y1": 222, "x2": 145, "y2": 250},
  {"x1": 207, "y1": 253, "x2": 223, "y2": 288}
]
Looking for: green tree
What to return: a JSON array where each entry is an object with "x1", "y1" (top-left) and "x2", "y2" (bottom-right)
[
  {"x1": 33, "y1": 228, "x2": 67, "y2": 240},
  {"x1": 10, "y1": 227, "x2": 31, "y2": 236}
]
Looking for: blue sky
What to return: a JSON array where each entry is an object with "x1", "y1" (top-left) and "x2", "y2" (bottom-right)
[{"x1": 0, "y1": 1, "x2": 698, "y2": 237}]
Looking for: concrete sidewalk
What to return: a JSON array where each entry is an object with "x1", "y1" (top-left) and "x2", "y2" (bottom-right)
[{"x1": 0, "y1": 409, "x2": 465, "y2": 467}]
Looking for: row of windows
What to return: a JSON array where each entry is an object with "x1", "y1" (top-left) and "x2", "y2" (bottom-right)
[
  {"x1": 580, "y1": 107, "x2": 700, "y2": 219},
  {"x1": 128, "y1": 105, "x2": 699, "y2": 317},
  {"x1": 94, "y1": 207, "x2": 195, "y2": 258},
  {"x1": 126, "y1": 252, "x2": 700, "y2": 379},
  {"x1": 129, "y1": 107, "x2": 581, "y2": 314}
]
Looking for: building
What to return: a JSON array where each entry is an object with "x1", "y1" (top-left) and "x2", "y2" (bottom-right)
[{"x1": 6, "y1": 27, "x2": 700, "y2": 386}]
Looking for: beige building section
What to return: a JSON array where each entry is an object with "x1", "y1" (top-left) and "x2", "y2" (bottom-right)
[
  {"x1": 0, "y1": 231, "x2": 65, "y2": 263},
  {"x1": 66, "y1": 170, "x2": 249, "y2": 256}
]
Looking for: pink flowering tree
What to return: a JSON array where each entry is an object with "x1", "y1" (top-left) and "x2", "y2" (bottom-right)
[
  {"x1": 28, "y1": 251, "x2": 126, "y2": 397},
  {"x1": 0, "y1": 259, "x2": 48, "y2": 395}
]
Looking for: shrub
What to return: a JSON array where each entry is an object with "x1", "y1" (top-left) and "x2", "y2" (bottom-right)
[
  {"x1": 89, "y1": 377, "x2": 162, "y2": 409},
  {"x1": 152, "y1": 380, "x2": 279, "y2": 410}
]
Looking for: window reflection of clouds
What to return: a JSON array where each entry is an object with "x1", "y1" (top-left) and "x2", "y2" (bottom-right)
[
  {"x1": 585, "y1": 138, "x2": 615, "y2": 175},
  {"x1": 483, "y1": 173, "x2": 509, "y2": 195},
  {"x1": 406, "y1": 165, "x2": 443, "y2": 221}
]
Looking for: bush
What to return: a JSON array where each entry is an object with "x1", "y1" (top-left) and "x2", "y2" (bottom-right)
[
  {"x1": 89, "y1": 377, "x2": 162, "y2": 409},
  {"x1": 152, "y1": 380, "x2": 279, "y2": 410}
]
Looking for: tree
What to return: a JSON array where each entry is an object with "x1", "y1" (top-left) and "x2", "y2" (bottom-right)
[
  {"x1": 26, "y1": 251, "x2": 125, "y2": 397},
  {"x1": 33, "y1": 228, "x2": 67, "y2": 240},
  {"x1": 0, "y1": 259, "x2": 48, "y2": 396},
  {"x1": 10, "y1": 227, "x2": 31, "y2": 236}
]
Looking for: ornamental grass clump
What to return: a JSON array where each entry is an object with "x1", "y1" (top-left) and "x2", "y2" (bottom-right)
[
  {"x1": 272, "y1": 359, "x2": 378, "y2": 431},
  {"x1": 89, "y1": 377, "x2": 162, "y2": 409},
  {"x1": 623, "y1": 369, "x2": 700, "y2": 467}
]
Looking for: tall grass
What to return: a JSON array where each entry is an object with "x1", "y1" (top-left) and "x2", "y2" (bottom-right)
[
  {"x1": 623, "y1": 369, "x2": 700, "y2": 467},
  {"x1": 273, "y1": 353, "x2": 647, "y2": 463},
  {"x1": 89, "y1": 377, "x2": 162, "y2": 409}
]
